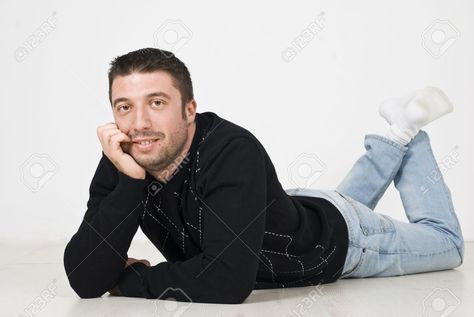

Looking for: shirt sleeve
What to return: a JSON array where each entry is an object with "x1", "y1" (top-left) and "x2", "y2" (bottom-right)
[
  {"x1": 116, "y1": 137, "x2": 268, "y2": 304},
  {"x1": 63, "y1": 152, "x2": 150, "y2": 298}
]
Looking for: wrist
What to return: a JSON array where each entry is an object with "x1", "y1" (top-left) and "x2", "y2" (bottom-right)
[{"x1": 117, "y1": 262, "x2": 149, "y2": 297}]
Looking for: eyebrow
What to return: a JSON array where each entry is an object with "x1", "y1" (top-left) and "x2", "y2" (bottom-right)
[{"x1": 112, "y1": 91, "x2": 172, "y2": 108}]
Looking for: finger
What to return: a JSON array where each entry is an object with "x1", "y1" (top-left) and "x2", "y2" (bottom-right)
[
  {"x1": 98, "y1": 122, "x2": 116, "y2": 129},
  {"x1": 101, "y1": 125, "x2": 120, "y2": 134},
  {"x1": 98, "y1": 130, "x2": 121, "y2": 150},
  {"x1": 105, "y1": 130, "x2": 124, "y2": 144},
  {"x1": 98, "y1": 127, "x2": 121, "y2": 144},
  {"x1": 110, "y1": 133, "x2": 131, "y2": 150},
  {"x1": 97, "y1": 122, "x2": 117, "y2": 135},
  {"x1": 125, "y1": 257, "x2": 138, "y2": 268},
  {"x1": 140, "y1": 259, "x2": 151, "y2": 266},
  {"x1": 99, "y1": 128, "x2": 124, "y2": 147},
  {"x1": 100, "y1": 125, "x2": 121, "y2": 137}
]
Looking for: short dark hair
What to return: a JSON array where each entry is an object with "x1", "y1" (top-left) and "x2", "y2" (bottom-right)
[{"x1": 107, "y1": 48, "x2": 194, "y2": 117}]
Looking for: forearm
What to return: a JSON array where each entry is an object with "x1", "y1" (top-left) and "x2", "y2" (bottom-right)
[
  {"x1": 116, "y1": 254, "x2": 257, "y2": 304},
  {"x1": 64, "y1": 171, "x2": 149, "y2": 298}
]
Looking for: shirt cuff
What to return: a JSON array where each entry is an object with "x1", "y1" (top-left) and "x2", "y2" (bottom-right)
[
  {"x1": 117, "y1": 262, "x2": 149, "y2": 297},
  {"x1": 117, "y1": 170, "x2": 150, "y2": 188}
]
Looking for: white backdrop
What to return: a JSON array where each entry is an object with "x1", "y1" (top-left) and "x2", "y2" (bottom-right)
[{"x1": 1, "y1": 0, "x2": 473, "y2": 243}]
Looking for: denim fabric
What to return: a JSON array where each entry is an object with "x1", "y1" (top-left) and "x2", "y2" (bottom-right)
[{"x1": 285, "y1": 130, "x2": 464, "y2": 278}]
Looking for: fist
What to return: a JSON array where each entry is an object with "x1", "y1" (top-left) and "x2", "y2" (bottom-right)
[
  {"x1": 108, "y1": 258, "x2": 151, "y2": 296},
  {"x1": 96, "y1": 123, "x2": 146, "y2": 180}
]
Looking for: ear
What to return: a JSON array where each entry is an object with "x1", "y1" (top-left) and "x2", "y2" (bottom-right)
[{"x1": 185, "y1": 99, "x2": 197, "y2": 124}]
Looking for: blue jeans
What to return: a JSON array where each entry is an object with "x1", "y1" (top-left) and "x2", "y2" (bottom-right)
[{"x1": 285, "y1": 130, "x2": 464, "y2": 278}]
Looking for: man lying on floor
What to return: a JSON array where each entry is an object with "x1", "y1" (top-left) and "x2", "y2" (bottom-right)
[{"x1": 63, "y1": 48, "x2": 464, "y2": 304}]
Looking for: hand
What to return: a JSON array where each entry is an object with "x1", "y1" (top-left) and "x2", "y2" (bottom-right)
[
  {"x1": 125, "y1": 257, "x2": 151, "y2": 267},
  {"x1": 108, "y1": 257, "x2": 151, "y2": 296},
  {"x1": 97, "y1": 123, "x2": 146, "y2": 180}
]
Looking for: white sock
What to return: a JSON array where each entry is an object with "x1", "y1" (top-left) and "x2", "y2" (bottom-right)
[{"x1": 379, "y1": 86, "x2": 454, "y2": 145}]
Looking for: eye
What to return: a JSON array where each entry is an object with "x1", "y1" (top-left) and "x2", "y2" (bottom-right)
[
  {"x1": 152, "y1": 100, "x2": 163, "y2": 107},
  {"x1": 117, "y1": 104, "x2": 130, "y2": 112}
]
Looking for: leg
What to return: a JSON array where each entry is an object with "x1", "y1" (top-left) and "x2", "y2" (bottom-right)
[
  {"x1": 393, "y1": 130, "x2": 464, "y2": 260},
  {"x1": 340, "y1": 131, "x2": 464, "y2": 278},
  {"x1": 335, "y1": 135, "x2": 407, "y2": 210},
  {"x1": 337, "y1": 86, "x2": 454, "y2": 210}
]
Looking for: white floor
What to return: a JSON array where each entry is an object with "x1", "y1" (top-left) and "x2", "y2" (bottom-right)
[{"x1": 2, "y1": 240, "x2": 472, "y2": 317}]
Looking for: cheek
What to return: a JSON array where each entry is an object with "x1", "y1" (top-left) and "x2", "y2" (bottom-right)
[{"x1": 114, "y1": 119, "x2": 130, "y2": 133}]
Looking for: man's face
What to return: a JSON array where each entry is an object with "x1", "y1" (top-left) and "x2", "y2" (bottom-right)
[{"x1": 111, "y1": 70, "x2": 195, "y2": 173}]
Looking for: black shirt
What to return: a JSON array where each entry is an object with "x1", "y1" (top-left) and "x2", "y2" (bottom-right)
[{"x1": 63, "y1": 111, "x2": 349, "y2": 304}]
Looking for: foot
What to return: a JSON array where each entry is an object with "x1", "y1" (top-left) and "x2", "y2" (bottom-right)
[{"x1": 379, "y1": 86, "x2": 454, "y2": 145}]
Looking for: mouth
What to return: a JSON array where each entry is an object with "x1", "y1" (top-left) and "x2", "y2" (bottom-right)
[{"x1": 133, "y1": 138, "x2": 159, "y2": 152}]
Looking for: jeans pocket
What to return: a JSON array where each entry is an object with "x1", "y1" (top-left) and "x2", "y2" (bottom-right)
[
  {"x1": 344, "y1": 195, "x2": 396, "y2": 236},
  {"x1": 341, "y1": 246, "x2": 367, "y2": 278}
]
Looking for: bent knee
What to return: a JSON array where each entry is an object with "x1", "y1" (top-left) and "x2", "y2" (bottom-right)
[
  {"x1": 448, "y1": 237, "x2": 464, "y2": 269},
  {"x1": 455, "y1": 240, "x2": 464, "y2": 268}
]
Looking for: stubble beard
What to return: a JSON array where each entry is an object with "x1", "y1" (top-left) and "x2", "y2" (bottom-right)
[{"x1": 132, "y1": 119, "x2": 189, "y2": 178}]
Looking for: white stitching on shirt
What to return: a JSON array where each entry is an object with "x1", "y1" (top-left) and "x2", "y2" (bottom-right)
[
  {"x1": 261, "y1": 232, "x2": 337, "y2": 277},
  {"x1": 173, "y1": 191, "x2": 183, "y2": 202},
  {"x1": 153, "y1": 201, "x2": 189, "y2": 253},
  {"x1": 189, "y1": 187, "x2": 198, "y2": 201},
  {"x1": 143, "y1": 207, "x2": 170, "y2": 233},
  {"x1": 263, "y1": 231, "x2": 307, "y2": 275},
  {"x1": 186, "y1": 221, "x2": 201, "y2": 232},
  {"x1": 275, "y1": 245, "x2": 336, "y2": 274},
  {"x1": 153, "y1": 202, "x2": 189, "y2": 238},
  {"x1": 185, "y1": 176, "x2": 203, "y2": 247},
  {"x1": 141, "y1": 192, "x2": 170, "y2": 231},
  {"x1": 182, "y1": 228, "x2": 185, "y2": 253},
  {"x1": 264, "y1": 231, "x2": 299, "y2": 258},
  {"x1": 260, "y1": 252, "x2": 276, "y2": 282},
  {"x1": 195, "y1": 150, "x2": 200, "y2": 173},
  {"x1": 141, "y1": 192, "x2": 150, "y2": 221},
  {"x1": 261, "y1": 249, "x2": 301, "y2": 258},
  {"x1": 139, "y1": 126, "x2": 209, "y2": 254},
  {"x1": 198, "y1": 206, "x2": 202, "y2": 246}
]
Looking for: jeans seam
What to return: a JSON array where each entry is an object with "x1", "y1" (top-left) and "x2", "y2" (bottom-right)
[
  {"x1": 344, "y1": 193, "x2": 396, "y2": 236},
  {"x1": 334, "y1": 190, "x2": 359, "y2": 244},
  {"x1": 371, "y1": 163, "x2": 402, "y2": 209},
  {"x1": 342, "y1": 247, "x2": 367, "y2": 277},
  {"x1": 363, "y1": 135, "x2": 407, "y2": 208},
  {"x1": 364, "y1": 244, "x2": 459, "y2": 256},
  {"x1": 423, "y1": 137, "x2": 464, "y2": 260},
  {"x1": 365, "y1": 134, "x2": 408, "y2": 153}
]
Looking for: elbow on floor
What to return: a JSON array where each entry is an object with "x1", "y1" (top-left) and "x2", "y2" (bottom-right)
[
  {"x1": 228, "y1": 291, "x2": 252, "y2": 304},
  {"x1": 69, "y1": 281, "x2": 106, "y2": 299},
  {"x1": 214, "y1": 283, "x2": 253, "y2": 304}
]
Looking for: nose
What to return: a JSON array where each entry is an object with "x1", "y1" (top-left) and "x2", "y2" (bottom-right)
[{"x1": 133, "y1": 106, "x2": 152, "y2": 131}]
